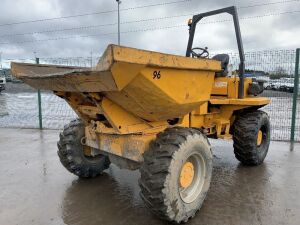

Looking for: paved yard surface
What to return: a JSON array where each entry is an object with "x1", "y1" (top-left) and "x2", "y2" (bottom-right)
[{"x1": 0, "y1": 128, "x2": 300, "y2": 225}]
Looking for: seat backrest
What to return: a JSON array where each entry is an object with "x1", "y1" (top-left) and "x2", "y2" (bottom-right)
[{"x1": 212, "y1": 54, "x2": 230, "y2": 77}]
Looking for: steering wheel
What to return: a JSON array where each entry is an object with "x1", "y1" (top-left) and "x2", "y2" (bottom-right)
[{"x1": 191, "y1": 47, "x2": 209, "y2": 59}]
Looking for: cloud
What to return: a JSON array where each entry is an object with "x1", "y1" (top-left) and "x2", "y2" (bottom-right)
[{"x1": 0, "y1": 0, "x2": 299, "y2": 60}]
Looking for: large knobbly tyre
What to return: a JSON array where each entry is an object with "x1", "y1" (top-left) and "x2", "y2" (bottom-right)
[
  {"x1": 57, "y1": 119, "x2": 110, "y2": 178},
  {"x1": 139, "y1": 127, "x2": 213, "y2": 223},
  {"x1": 233, "y1": 110, "x2": 270, "y2": 166}
]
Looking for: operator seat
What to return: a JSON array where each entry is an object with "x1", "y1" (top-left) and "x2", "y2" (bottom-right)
[{"x1": 212, "y1": 54, "x2": 229, "y2": 77}]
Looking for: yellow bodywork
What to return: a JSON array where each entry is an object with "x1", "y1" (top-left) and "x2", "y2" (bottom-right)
[{"x1": 11, "y1": 44, "x2": 270, "y2": 163}]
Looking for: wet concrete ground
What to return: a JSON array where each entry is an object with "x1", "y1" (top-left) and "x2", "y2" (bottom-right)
[{"x1": 0, "y1": 128, "x2": 300, "y2": 225}]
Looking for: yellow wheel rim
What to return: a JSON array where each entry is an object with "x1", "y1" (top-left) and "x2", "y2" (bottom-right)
[
  {"x1": 180, "y1": 161, "x2": 195, "y2": 188},
  {"x1": 257, "y1": 130, "x2": 263, "y2": 146}
]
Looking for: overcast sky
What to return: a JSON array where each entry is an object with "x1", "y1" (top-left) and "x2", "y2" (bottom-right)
[{"x1": 0, "y1": 0, "x2": 299, "y2": 62}]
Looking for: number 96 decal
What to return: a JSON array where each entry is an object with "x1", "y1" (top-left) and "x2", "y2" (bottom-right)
[{"x1": 153, "y1": 71, "x2": 161, "y2": 79}]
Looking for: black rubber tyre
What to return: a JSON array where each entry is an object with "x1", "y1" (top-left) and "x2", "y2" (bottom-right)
[
  {"x1": 139, "y1": 127, "x2": 213, "y2": 223},
  {"x1": 233, "y1": 110, "x2": 270, "y2": 166},
  {"x1": 57, "y1": 119, "x2": 110, "y2": 178}
]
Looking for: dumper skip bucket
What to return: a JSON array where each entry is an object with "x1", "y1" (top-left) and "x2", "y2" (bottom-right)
[{"x1": 12, "y1": 45, "x2": 221, "y2": 121}]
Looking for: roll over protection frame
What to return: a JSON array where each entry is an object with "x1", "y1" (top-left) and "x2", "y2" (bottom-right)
[{"x1": 186, "y1": 6, "x2": 245, "y2": 99}]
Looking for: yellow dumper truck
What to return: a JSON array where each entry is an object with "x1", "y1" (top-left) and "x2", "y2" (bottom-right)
[{"x1": 12, "y1": 6, "x2": 270, "y2": 223}]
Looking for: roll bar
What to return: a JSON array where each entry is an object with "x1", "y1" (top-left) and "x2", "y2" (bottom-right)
[{"x1": 186, "y1": 6, "x2": 245, "y2": 99}]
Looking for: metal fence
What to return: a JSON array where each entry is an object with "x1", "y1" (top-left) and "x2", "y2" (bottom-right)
[
  {"x1": 0, "y1": 49, "x2": 299, "y2": 143},
  {"x1": 227, "y1": 49, "x2": 300, "y2": 142}
]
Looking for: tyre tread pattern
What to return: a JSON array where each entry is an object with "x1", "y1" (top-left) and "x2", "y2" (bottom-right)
[
  {"x1": 139, "y1": 127, "x2": 210, "y2": 223},
  {"x1": 233, "y1": 110, "x2": 270, "y2": 165},
  {"x1": 57, "y1": 119, "x2": 110, "y2": 178}
]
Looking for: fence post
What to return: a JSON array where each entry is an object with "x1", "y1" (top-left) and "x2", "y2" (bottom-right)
[
  {"x1": 36, "y1": 57, "x2": 43, "y2": 129},
  {"x1": 290, "y1": 48, "x2": 300, "y2": 151}
]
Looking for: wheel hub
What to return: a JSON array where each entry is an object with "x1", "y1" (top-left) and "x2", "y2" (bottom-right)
[
  {"x1": 179, "y1": 153, "x2": 206, "y2": 203},
  {"x1": 180, "y1": 161, "x2": 195, "y2": 188},
  {"x1": 257, "y1": 130, "x2": 263, "y2": 146}
]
